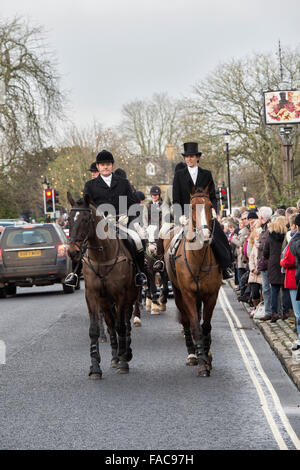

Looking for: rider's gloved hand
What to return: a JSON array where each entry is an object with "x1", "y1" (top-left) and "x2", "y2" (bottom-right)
[
  {"x1": 179, "y1": 215, "x2": 189, "y2": 226},
  {"x1": 118, "y1": 214, "x2": 129, "y2": 226}
]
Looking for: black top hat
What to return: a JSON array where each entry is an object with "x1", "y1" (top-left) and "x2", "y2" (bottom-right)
[
  {"x1": 150, "y1": 185, "x2": 161, "y2": 195},
  {"x1": 181, "y1": 142, "x2": 202, "y2": 157},
  {"x1": 88, "y1": 162, "x2": 98, "y2": 172},
  {"x1": 96, "y1": 150, "x2": 114, "y2": 164}
]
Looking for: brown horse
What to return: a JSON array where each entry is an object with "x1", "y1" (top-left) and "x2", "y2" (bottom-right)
[
  {"x1": 67, "y1": 192, "x2": 139, "y2": 379},
  {"x1": 164, "y1": 185, "x2": 222, "y2": 377}
]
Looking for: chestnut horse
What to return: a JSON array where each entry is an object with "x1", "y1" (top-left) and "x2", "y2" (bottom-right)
[
  {"x1": 164, "y1": 185, "x2": 222, "y2": 377},
  {"x1": 67, "y1": 192, "x2": 139, "y2": 379}
]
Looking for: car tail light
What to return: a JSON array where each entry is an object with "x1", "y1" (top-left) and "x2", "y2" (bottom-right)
[
  {"x1": 0, "y1": 249, "x2": 2, "y2": 262},
  {"x1": 57, "y1": 244, "x2": 67, "y2": 257}
]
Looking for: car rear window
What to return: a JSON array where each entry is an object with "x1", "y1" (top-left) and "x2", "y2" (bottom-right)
[{"x1": 5, "y1": 228, "x2": 54, "y2": 247}]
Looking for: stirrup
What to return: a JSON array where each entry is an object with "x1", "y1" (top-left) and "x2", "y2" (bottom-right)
[
  {"x1": 135, "y1": 272, "x2": 147, "y2": 287},
  {"x1": 64, "y1": 272, "x2": 78, "y2": 287},
  {"x1": 153, "y1": 260, "x2": 165, "y2": 271}
]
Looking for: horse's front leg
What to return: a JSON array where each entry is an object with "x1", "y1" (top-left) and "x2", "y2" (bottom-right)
[
  {"x1": 125, "y1": 303, "x2": 133, "y2": 362},
  {"x1": 201, "y1": 293, "x2": 219, "y2": 372},
  {"x1": 158, "y1": 270, "x2": 169, "y2": 311},
  {"x1": 173, "y1": 284, "x2": 197, "y2": 366},
  {"x1": 182, "y1": 290, "x2": 210, "y2": 377},
  {"x1": 133, "y1": 297, "x2": 142, "y2": 327},
  {"x1": 101, "y1": 305, "x2": 119, "y2": 369},
  {"x1": 99, "y1": 309, "x2": 108, "y2": 342},
  {"x1": 86, "y1": 292, "x2": 102, "y2": 380},
  {"x1": 115, "y1": 301, "x2": 130, "y2": 374}
]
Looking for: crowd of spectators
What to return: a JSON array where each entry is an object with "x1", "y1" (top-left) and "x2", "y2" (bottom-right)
[{"x1": 219, "y1": 200, "x2": 300, "y2": 351}]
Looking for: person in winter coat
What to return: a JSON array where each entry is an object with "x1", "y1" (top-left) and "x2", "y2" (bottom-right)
[
  {"x1": 230, "y1": 212, "x2": 249, "y2": 290},
  {"x1": 248, "y1": 224, "x2": 262, "y2": 311},
  {"x1": 280, "y1": 233, "x2": 300, "y2": 350},
  {"x1": 290, "y1": 213, "x2": 300, "y2": 300},
  {"x1": 257, "y1": 206, "x2": 273, "y2": 320},
  {"x1": 263, "y1": 216, "x2": 290, "y2": 322}
]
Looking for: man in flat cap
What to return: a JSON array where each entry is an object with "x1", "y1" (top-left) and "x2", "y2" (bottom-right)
[
  {"x1": 172, "y1": 142, "x2": 233, "y2": 279},
  {"x1": 83, "y1": 149, "x2": 146, "y2": 286}
]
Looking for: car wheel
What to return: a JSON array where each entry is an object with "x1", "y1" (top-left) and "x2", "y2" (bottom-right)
[
  {"x1": 0, "y1": 288, "x2": 7, "y2": 299},
  {"x1": 63, "y1": 283, "x2": 75, "y2": 294},
  {"x1": 6, "y1": 285, "x2": 16, "y2": 296},
  {"x1": 75, "y1": 278, "x2": 81, "y2": 290}
]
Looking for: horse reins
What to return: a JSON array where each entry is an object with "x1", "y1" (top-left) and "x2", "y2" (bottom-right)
[
  {"x1": 68, "y1": 207, "x2": 124, "y2": 282},
  {"x1": 179, "y1": 193, "x2": 218, "y2": 293}
]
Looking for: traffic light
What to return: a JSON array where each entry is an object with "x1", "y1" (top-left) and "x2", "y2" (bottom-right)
[
  {"x1": 54, "y1": 190, "x2": 60, "y2": 206},
  {"x1": 43, "y1": 189, "x2": 54, "y2": 214},
  {"x1": 220, "y1": 186, "x2": 228, "y2": 210}
]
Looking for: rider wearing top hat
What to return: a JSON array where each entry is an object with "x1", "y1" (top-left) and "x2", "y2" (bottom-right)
[
  {"x1": 83, "y1": 149, "x2": 146, "y2": 286},
  {"x1": 172, "y1": 142, "x2": 233, "y2": 280}
]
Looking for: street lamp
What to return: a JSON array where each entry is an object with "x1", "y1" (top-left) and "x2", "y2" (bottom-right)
[
  {"x1": 223, "y1": 130, "x2": 232, "y2": 214},
  {"x1": 242, "y1": 182, "x2": 247, "y2": 206}
]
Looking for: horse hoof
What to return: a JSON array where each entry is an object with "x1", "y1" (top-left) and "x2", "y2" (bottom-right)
[
  {"x1": 151, "y1": 303, "x2": 160, "y2": 315},
  {"x1": 111, "y1": 359, "x2": 119, "y2": 368},
  {"x1": 186, "y1": 354, "x2": 198, "y2": 366},
  {"x1": 158, "y1": 302, "x2": 166, "y2": 312},
  {"x1": 89, "y1": 373, "x2": 102, "y2": 380},
  {"x1": 145, "y1": 298, "x2": 152, "y2": 311},
  {"x1": 117, "y1": 363, "x2": 129, "y2": 374},
  {"x1": 133, "y1": 316, "x2": 142, "y2": 326},
  {"x1": 197, "y1": 365, "x2": 210, "y2": 377}
]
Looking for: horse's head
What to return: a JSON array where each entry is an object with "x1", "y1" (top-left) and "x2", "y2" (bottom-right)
[
  {"x1": 189, "y1": 184, "x2": 213, "y2": 242},
  {"x1": 145, "y1": 224, "x2": 159, "y2": 254},
  {"x1": 67, "y1": 192, "x2": 94, "y2": 263}
]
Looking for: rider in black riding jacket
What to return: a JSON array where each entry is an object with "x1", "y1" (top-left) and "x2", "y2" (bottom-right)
[
  {"x1": 165, "y1": 142, "x2": 233, "y2": 280},
  {"x1": 83, "y1": 150, "x2": 146, "y2": 287}
]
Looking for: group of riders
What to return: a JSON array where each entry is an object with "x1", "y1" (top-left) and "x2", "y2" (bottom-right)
[{"x1": 68, "y1": 142, "x2": 234, "y2": 290}]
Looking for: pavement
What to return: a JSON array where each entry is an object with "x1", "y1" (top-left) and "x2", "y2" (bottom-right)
[{"x1": 228, "y1": 279, "x2": 300, "y2": 392}]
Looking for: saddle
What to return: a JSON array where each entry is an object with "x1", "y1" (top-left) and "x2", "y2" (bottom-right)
[{"x1": 167, "y1": 226, "x2": 184, "y2": 274}]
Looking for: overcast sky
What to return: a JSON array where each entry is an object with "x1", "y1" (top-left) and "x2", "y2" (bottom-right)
[{"x1": 1, "y1": 0, "x2": 300, "y2": 130}]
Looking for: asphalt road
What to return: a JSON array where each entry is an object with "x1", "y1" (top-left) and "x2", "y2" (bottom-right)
[{"x1": 1, "y1": 282, "x2": 300, "y2": 450}]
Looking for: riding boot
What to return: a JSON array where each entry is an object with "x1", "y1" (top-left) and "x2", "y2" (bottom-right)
[
  {"x1": 123, "y1": 238, "x2": 147, "y2": 287},
  {"x1": 210, "y1": 220, "x2": 234, "y2": 279},
  {"x1": 135, "y1": 250, "x2": 147, "y2": 286},
  {"x1": 153, "y1": 237, "x2": 165, "y2": 271}
]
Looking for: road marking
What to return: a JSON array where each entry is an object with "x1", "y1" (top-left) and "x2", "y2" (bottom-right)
[
  {"x1": 219, "y1": 288, "x2": 296, "y2": 450},
  {"x1": 0, "y1": 340, "x2": 5, "y2": 364},
  {"x1": 220, "y1": 287, "x2": 300, "y2": 450}
]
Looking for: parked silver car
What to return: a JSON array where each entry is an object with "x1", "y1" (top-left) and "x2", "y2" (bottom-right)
[{"x1": 0, "y1": 223, "x2": 75, "y2": 297}]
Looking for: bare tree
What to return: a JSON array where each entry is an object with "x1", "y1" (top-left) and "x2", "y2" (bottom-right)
[
  {"x1": 120, "y1": 92, "x2": 183, "y2": 156},
  {"x1": 0, "y1": 16, "x2": 66, "y2": 217},
  {"x1": 0, "y1": 16, "x2": 66, "y2": 168},
  {"x1": 188, "y1": 47, "x2": 300, "y2": 205}
]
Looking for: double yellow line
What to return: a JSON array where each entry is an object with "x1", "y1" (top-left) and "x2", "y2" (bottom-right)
[{"x1": 219, "y1": 287, "x2": 300, "y2": 450}]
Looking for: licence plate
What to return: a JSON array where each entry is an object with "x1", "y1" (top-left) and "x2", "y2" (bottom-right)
[{"x1": 18, "y1": 250, "x2": 42, "y2": 258}]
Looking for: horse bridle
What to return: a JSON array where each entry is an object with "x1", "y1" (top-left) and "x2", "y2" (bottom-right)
[
  {"x1": 68, "y1": 206, "x2": 123, "y2": 282},
  {"x1": 189, "y1": 193, "x2": 214, "y2": 241}
]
